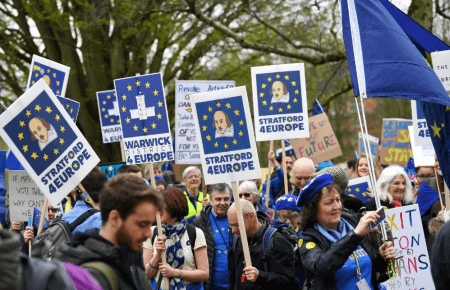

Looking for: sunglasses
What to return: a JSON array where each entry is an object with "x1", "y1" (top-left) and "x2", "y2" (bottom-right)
[{"x1": 239, "y1": 192, "x2": 252, "y2": 198}]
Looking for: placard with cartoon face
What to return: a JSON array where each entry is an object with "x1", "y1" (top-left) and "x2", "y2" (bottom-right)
[
  {"x1": 27, "y1": 55, "x2": 70, "y2": 98},
  {"x1": 191, "y1": 86, "x2": 261, "y2": 184},
  {"x1": 96, "y1": 90, "x2": 123, "y2": 143},
  {"x1": 114, "y1": 73, "x2": 174, "y2": 164},
  {"x1": 251, "y1": 63, "x2": 309, "y2": 141},
  {"x1": 0, "y1": 79, "x2": 100, "y2": 206}
]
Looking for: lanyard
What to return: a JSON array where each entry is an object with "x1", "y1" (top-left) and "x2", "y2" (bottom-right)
[
  {"x1": 211, "y1": 214, "x2": 230, "y2": 249},
  {"x1": 352, "y1": 250, "x2": 363, "y2": 280}
]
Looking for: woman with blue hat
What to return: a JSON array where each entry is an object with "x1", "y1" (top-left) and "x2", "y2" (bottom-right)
[
  {"x1": 297, "y1": 173, "x2": 395, "y2": 290},
  {"x1": 275, "y1": 194, "x2": 302, "y2": 238}
]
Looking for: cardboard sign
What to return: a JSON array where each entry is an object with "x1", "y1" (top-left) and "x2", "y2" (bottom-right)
[
  {"x1": 190, "y1": 86, "x2": 261, "y2": 184},
  {"x1": 289, "y1": 113, "x2": 342, "y2": 164},
  {"x1": 96, "y1": 90, "x2": 123, "y2": 143},
  {"x1": 431, "y1": 50, "x2": 450, "y2": 94},
  {"x1": 27, "y1": 55, "x2": 70, "y2": 98},
  {"x1": 381, "y1": 204, "x2": 435, "y2": 289},
  {"x1": 114, "y1": 73, "x2": 174, "y2": 164},
  {"x1": 358, "y1": 132, "x2": 379, "y2": 158},
  {"x1": 175, "y1": 80, "x2": 235, "y2": 164},
  {"x1": 0, "y1": 79, "x2": 100, "y2": 206},
  {"x1": 380, "y1": 118, "x2": 413, "y2": 166},
  {"x1": 346, "y1": 176, "x2": 371, "y2": 202},
  {"x1": 8, "y1": 170, "x2": 46, "y2": 222},
  {"x1": 408, "y1": 126, "x2": 434, "y2": 167},
  {"x1": 98, "y1": 162, "x2": 125, "y2": 179},
  {"x1": 251, "y1": 63, "x2": 309, "y2": 141},
  {"x1": 411, "y1": 101, "x2": 432, "y2": 146}
]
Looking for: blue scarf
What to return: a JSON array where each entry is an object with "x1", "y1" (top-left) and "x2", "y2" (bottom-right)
[
  {"x1": 314, "y1": 217, "x2": 355, "y2": 245},
  {"x1": 162, "y1": 218, "x2": 188, "y2": 290}
]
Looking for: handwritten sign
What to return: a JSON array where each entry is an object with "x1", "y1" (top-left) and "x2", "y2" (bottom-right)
[
  {"x1": 380, "y1": 118, "x2": 413, "y2": 166},
  {"x1": 358, "y1": 132, "x2": 378, "y2": 158},
  {"x1": 175, "y1": 80, "x2": 235, "y2": 164},
  {"x1": 408, "y1": 126, "x2": 434, "y2": 167},
  {"x1": 289, "y1": 113, "x2": 342, "y2": 164},
  {"x1": 411, "y1": 101, "x2": 432, "y2": 146},
  {"x1": 9, "y1": 170, "x2": 46, "y2": 222},
  {"x1": 381, "y1": 204, "x2": 435, "y2": 289},
  {"x1": 431, "y1": 50, "x2": 450, "y2": 94}
]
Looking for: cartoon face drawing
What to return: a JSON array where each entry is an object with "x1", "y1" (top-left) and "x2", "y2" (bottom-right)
[
  {"x1": 213, "y1": 111, "x2": 234, "y2": 138},
  {"x1": 29, "y1": 117, "x2": 58, "y2": 151},
  {"x1": 270, "y1": 81, "x2": 290, "y2": 103},
  {"x1": 42, "y1": 75, "x2": 52, "y2": 89}
]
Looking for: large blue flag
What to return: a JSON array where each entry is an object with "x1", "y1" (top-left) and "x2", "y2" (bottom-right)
[
  {"x1": 416, "y1": 180, "x2": 440, "y2": 216},
  {"x1": 340, "y1": 0, "x2": 450, "y2": 107}
]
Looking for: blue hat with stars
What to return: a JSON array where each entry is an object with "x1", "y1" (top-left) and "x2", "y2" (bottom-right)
[
  {"x1": 297, "y1": 173, "x2": 333, "y2": 207},
  {"x1": 275, "y1": 194, "x2": 301, "y2": 212}
]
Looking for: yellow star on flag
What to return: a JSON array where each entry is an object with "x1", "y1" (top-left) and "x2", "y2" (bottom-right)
[
  {"x1": 19, "y1": 121, "x2": 25, "y2": 127},
  {"x1": 276, "y1": 74, "x2": 280, "y2": 78},
  {"x1": 208, "y1": 106, "x2": 212, "y2": 112},
  {"x1": 53, "y1": 73, "x2": 56, "y2": 78},
  {"x1": 446, "y1": 106, "x2": 450, "y2": 111},
  {"x1": 145, "y1": 82, "x2": 150, "y2": 88},
  {"x1": 59, "y1": 138, "x2": 64, "y2": 145},
  {"x1": 355, "y1": 188, "x2": 360, "y2": 192},
  {"x1": 102, "y1": 108, "x2": 105, "y2": 112},
  {"x1": 122, "y1": 106, "x2": 126, "y2": 112},
  {"x1": 135, "y1": 80, "x2": 141, "y2": 86},
  {"x1": 122, "y1": 94, "x2": 127, "y2": 100},
  {"x1": 66, "y1": 104, "x2": 70, "y2": 109},
  {"x1": 47, "y1": 69, "x2": 50, "y2": 73},
  {"x1": 26, "y1": 110, "x2": 31, "y2": 117},
  {"x1": 117, "y1": 119, "x2": 120, "y2": 124},
  {"x1": 226, "y1": 103, "x2": 231, "y2": 109},
  {"x1": 260, "y1": 92, "x2": 264, "y2": 97},
  {"x1": 295, "y1": 89, "x2": 299, "y2": 94},
  {"x1": 234, "y1": 109, "x2": 239, "y2": 116},
  {"x1": 214, "y1": 142, "x2": 218, "y2": 147},
  {"x1": 133, "y1": 125, "x2": 138, "y2": 131},
  {"x1": 291, "y1": 81, "x2": 296, "y2": 86},
  {"x1": 104, "y1": 114, "x2": 108, "y2": 118},
  {"x1": 22, "y1": 145, "x2": 28, "y2": 152},
  {"x1": 102, "y1": 101, "x2": 107, "y2": 105},
  {"x1": 203, "y1": 115, "x2": 208, "y2": 121},
  {"x1": 110, "y1": 118, "x2": 114, "y2": 122},
  {"x1": 35, "y1": 105, "x2": 41, "y2": 111},
  {"x1": 158, "y1": 101, "x2": 163, "y2": 107},
  {"x1": 239, "y1": 120, "x2": 244, "y2": 125},
  {"x1": 55, "y1": 114, "x2": 60, "y2": 121},
  {"x1": 143, "y1": 127, "x2": 148, "y2": 133},
  {"x1": 268, "y1": 77, "x2": 272, "y2": 82},
  {"x1": 202, "y1": 126, "x2": 207, "y2": 131},
  {"x1": 206, "y1": 135, "x2": 211, "y2": 141},
  {"x1": 269, "y1": 106, "x2": 273, "y2": 111},
  {"x1": 239, "y1": 131, "x2": 243, "y2": 136},
  {"x1": 56, "y1": 90, "x2": 60, "y2": 94},
  {"x1": 70, "y1": 108, "x2": 73, "y2": 113},
  {"x1": 107, "y1": 95, "x2": 111, "y2": 99},
  {"x1": 216, "y1": 102, "x2": 221, "y2": 108},
  {"x1": 126, "y1": 117, "x2": 130, "y2": 123},
  {"x1": 233, "y1": 139, "x2": 237, "y2": 145},
  {"x1": 157, "y1": 114, "x2": 162, "y2": 119},
  {"x1": 153, "y1": 90, "x2": 159, "y2": 96},
  {"x1": 152, "y1": 123, "x2": 156, "y2": 129},
  {"x1": 31, "y1": 152, "x2": 38, "y2": 160},
  {"x1": 224, "y1": 143, "x2": 228, "y2": 149},
  {"x1": 287, "y1": 104, "x2": 292, "y2": 109},
  {"x1": 60, "y1": 126, "x2": 65, "y2": 133},
  {"x1": 284, "y1": 75, "x2": 289, "y2": 80},
  {"x1": 18, "y1": 133, "x2": 24, "y2": 140},
  {"x1": 262, "y1": 100, "x2": 267, "y2": 105},
  {"x1": 262, "y1": 84, "x2": 266, "y2": 89},
  {"x1": 54, "y1": 149, "x2": 59, "y2": 155},
  {"x1": 32, "y1": 81, "x2": 35, "y2": 85},
  {"x1": 43, "y1": 154, "x2": 48, "y2": 161},
  {"x1": 431, "y1": 121, "x2": 442, "y2": 138},
  {"x1": 348, "y1": 188, "x2": 352, "y2": 192},
  {"x1": 127, "y1": 85, "x2": 132, "y2": 91},
  {"x1": 279, "y1": 108, "x2": 283, "y2": 112},
  {"x1": 293, "y1": 98, "x2": 298, "y2": 103},
  {"x1": 56, "y1": 81, "x2": 60, "y2": 86},
  {"x1": 35, "y1": 73, "x2": 39, "y2": 78}
]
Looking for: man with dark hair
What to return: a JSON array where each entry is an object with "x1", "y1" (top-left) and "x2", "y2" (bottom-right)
[
  {"x1": 346, "y1": 158, "x2": 357, "y2": 179},
  {"x1": 117, "y1": 164, "x2": 143, "y2": 178},
  {"x1": 193, "y1": 183, "x2": 232, "y2": 290},
  {"x1": 56, "y1": 174, "x2": 163, "y2": 290}
]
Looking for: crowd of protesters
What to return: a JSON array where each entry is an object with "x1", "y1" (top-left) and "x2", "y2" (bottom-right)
[{"x1": 1, "y1": 151, "x2": 450, "y2": 290}]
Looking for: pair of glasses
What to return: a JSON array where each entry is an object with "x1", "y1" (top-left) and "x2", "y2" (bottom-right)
[
  {"x1": 228, "y1": 213, "x2": 250, "y2": 228},
  {"x1": 417, "y1": 174, "x2": 434, "y2": 179},
  {"x1": 279, "y1": 215, "x2": 298, "y2": 222},
  {"x1": 239, "y1": 192, "x2": 252, "y2": 198}
]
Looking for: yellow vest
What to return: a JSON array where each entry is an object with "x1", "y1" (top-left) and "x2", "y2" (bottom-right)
[{"x1": 184, "y1": 191, "x2": 209, "y2": 219}]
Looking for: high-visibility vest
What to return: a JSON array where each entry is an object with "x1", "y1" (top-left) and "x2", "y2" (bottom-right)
[{"x1": 184, "y1": 191, "x2": 209, "y2": 219}]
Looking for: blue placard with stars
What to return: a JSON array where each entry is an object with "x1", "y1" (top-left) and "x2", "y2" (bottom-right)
[
  {"x1": 96, "y1": 90, "x2": 123, "y2": 143},
  {"x1": 346, "y1": 176, "x2": 371, "y2": 202},
  {"x1": 0, "y1": 79, "x2": 100, "y2": 206},
  {"x1": 114, "y1": 73, "x2": 173, "y2": 164},
  {"x1": 27, "y1": 55, "x2": 70, "y2": 98},
  {"x1": 57, "y1": 96, "x2": 80, "y2": 123},
  {"x1": 190, "y1": 86, "x2": 261, "y2": 184},
  {"x1": 251, "y1": 63, "x2": 309, "y2": 141}
]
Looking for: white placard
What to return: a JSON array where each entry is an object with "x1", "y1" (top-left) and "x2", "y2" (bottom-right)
[
  {"x1": 27, "y1": 55, "x2": 70, "y2": 98},
  {"x1": 411, "y1": 101, "x2": 432, "y2": 146},
  {"x1": 175, "y1": 80, "x2": 235, "y2": 164},
  {"x1": 408, "y1": 126, "x2": 434, "y2": 167},
  {"x1": 0, "y1": 79, "x2": 100, "y2": 206},
  {"x1": 381, "y1": 204, "x2": 435, "y2": 289},
  {"x1": 190, "y1": 86, "x2": 261, "y2": 184},
  {"x1": 431, "y1": 50, "x2": 450, "y2": 94},
  {"x1": 251, "y1": 63, "x2": 309, "y2": 141}
]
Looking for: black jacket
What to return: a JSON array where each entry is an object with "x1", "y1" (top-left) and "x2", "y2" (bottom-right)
[
  {"x1": 431, "y1": 219, "x2": 450, "y2": 290},
  {"x1": 56, "y1": 228, "x2": 151, "y2": 290},
  {"x1": 299, "y1": 214, "x2": 387, "y2": 290},
  {"x1": 421, "y1": 175, "x2": 445, "y2": 250},
  {"x1": 228, "y1": 212, "x2": 296, "y2": 290},
  {"x1": 192, "y1": 204, "x2": 218, "y2": 290},
  {"x1": 365, "y1": 197, "x2": 412, "y2": 211}
]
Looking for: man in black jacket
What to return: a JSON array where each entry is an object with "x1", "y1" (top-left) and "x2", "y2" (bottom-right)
[
  {"x1": 56, "y1": 174, "x2": 163, "y2": 290},
  {"x1": 193, "y1": 183, "x2": 232, "y2": 290},
  {"x1": 227, "y1": 200, "x2": 296, "y2": 290}
]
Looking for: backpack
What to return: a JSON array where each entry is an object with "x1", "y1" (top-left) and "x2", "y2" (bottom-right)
[
  {"x1": 31, "y1": 208, "x2": 99, "y2": 259},
  {"x1": 80, "y1": 261, "x2": 119, "y2": 290},
  {"x1": 151, "y1": 223, "x2": 197, "y2": 254},
  {"x1": 232, "y1": 219, "x2": 298, "y2": 271}
]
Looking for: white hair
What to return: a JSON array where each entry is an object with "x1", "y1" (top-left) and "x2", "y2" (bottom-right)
[
  {"x1": 376, "y1": 165, "x2": 413, "y2": 204},
  {"x1": 239, "y1": 181, "x2": 260, "y2": 204},
  {"x1": 182, "y1": 166, "x2": 202, "y2": 179}
]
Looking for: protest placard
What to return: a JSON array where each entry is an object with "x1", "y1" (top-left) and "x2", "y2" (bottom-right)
[
  {"x1": 57, "y1": 96, "x2": 80, "y2": 123},
  {"x1": 380, "y1": 118, "x2": 413, "y2": 166},
  {"x1": 99, "y1": 162, "x2": 125, "y2": 179},
  {"x1": 114, "y1": 73, "x2": 174, "y2": 165},
  {"x1": 0, "y1": 79, "x2": 100, "y2": 206},
  {"x1": 289, "y1": 113, "x2": 342, "y2": 164},
  {"x1": 408, "y1": 126, "x2": 434, "y2": 167},
  {"x1": 96, "y1": 90, "x2": 123, "y2": 143},
  {"x1": 346, "y1": 176, "x2": 370, "y2": 202},
  {"x1": 358, "y1": 132, "x2": 379, "y2": 158},
  {"x1": 431, "y1": 50, "x2": 450, "y2": 94},
  {"x1": 411, "y1": 101, "x2": 432, "y2": 146},
  {"x1": 251, "y1": 63, "x2": 309, "y2": 141},
  {"x1": 27, "y1": 55, "x2": 70, "y2": 98},
  {"x1": 8, "y1": 170, "x2": 47, "y2": 222},
  {"x1": 381, "y1": 204, "x2": 435, "y2": 290},
  {"x1": 190, "y1": 86, "x2": 261, "y2": 184},
  {"x1": 175, "y1": 80, "x2": 235, "y2": 164}
]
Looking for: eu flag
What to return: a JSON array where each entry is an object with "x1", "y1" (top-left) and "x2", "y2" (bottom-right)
[
  {"x1": 416, "y1": 180, "x2": 439, "y2": 216},
  {"x1": 3, "y1": 91, "x2": 77, "y2": 176},
  {"x1": 340, "y1": 0, "x2": 450, "y2": 107},
  {"x1": 99, "y1": 162, "x2": 125, "y2": 179},
  {"x1": 114, "y1": 73, "x2": 169, "y2": 138},
  {"x1": 29, "y1": 61, "x2": 67, "y2": 98},
  {"x1": 97, "y1": 90, "x2": 120, "y2": 127},
  {"x1": 195, "y1": 96, "x2": 251, "y2": 155},
  {"x1": 312, "y1": 99, "x2": 325, "y2": 116},
  {"x1": 57, "y1": 97, "x2": 79, "y2": 123},
  {"x1": 5, "y1": 150, "x2": 25, "y2": 170},
  {"x1": 255, "y1": 71, "x2": 303, "y2": 116},
  {"x1": 32, "y1": 207, "x2": 49, "y2": 228},
  {"x1": 346, "y1": 177, "x2": 370, "y2": 202}
]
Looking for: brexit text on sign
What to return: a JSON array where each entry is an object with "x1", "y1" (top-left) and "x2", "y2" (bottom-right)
[
  {"x1": 114, "y1": 73, "x2": 174, "y2": 164},
  {"x1": 190, "y1": 86, "x2": 261, "y2": 184},
  {"x1": 0, "y1": 80, "x2": 100, "y2": 206}
]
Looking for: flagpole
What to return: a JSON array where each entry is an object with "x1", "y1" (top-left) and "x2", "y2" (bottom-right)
[
  {"x1": 28, "y1": 216, "x2": 32, "y2": 258},
  {"x1": 434, "y1": 166, "x2": 444, "y2": 210},
  {"x1": 281, "y1": 141, "x2": 289, "y2": 195},
  {"x1": 37, "y1": 197, "x2": 48, "y2": 235},
  {"x1": 265, "y1": 140, "x2": 274, "y2": 207}
]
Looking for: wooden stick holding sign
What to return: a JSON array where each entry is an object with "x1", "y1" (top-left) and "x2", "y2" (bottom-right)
[
  {"x1": 434, "y1": 166, "x2": 444, "y2": 210},
  {"x1": 37, "y1": 197, "x2": 48, "y2": 235},
  {"x1": 281, "y1": 141, "x2": 289, "y2": 195},
  {"x1": 265, "y1": 140, "x2": 274, "y2": 207},
  {"x1": 231, "y1": 181, "x2": 252, "y2": 268},
  {"x1": 445, "y1": 181, "x2": 449, "y2": 213},
  {"x1": 120, "y1": 141, "x2": 126, "y2": 162}
]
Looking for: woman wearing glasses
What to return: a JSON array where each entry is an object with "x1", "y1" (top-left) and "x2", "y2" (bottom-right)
[
  {"x1": 413, "y1": 166, "x2": 434, "y2": 199},
  {"x1": 238, "y1": 181, "x2": 271, "y2": 218}
]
